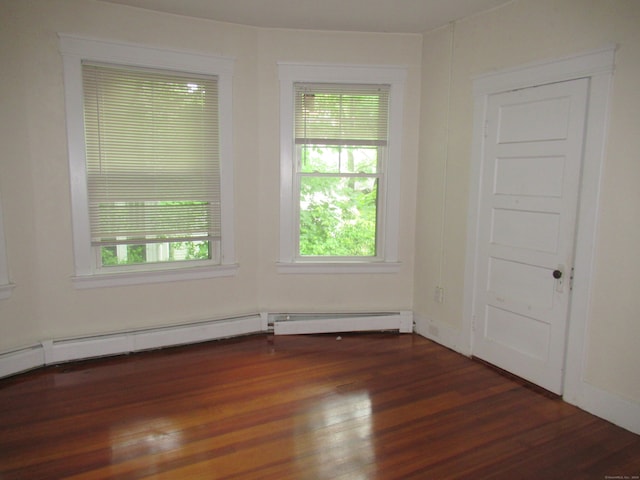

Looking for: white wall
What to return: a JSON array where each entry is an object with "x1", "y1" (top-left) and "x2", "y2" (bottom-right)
[
  {"x1": 414, "y1": 0, "x2": 640, "y2": 406},
  {"x1": 0, "y1": 16, "x2": 40, "y2": 347},
  {"x1": 0, "y1": 0, "x2": 421, "y2": 351},
  {"x1": 254, "y1": 28, "x2": 421, "y2": 313}
]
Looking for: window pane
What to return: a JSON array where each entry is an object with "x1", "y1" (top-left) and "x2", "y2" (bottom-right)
[
  {"x1": 300, "y1": 145, "x2": 339, "y2": 173},
  {"x1": 299, "y1": 176, "x2": 378, "y2": 257},
  {"x1": 300, "y1": 145, "x2": 379, "y2": 174},
  {"x1": 101, "y1": 240, "x2": 211, "y2": 266}
]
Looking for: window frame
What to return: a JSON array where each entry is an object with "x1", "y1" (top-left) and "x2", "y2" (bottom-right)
[
  {"x1": 59, "y1": 35, "x2": 236, "y2": 288},
  {"x1": 278, "y1": 63, "x2": 406, "y2": 273}
]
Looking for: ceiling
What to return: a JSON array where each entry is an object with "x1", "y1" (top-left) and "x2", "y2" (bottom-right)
[{"x1": 98, "y1": 0, "x2": 513, "y2": 34}]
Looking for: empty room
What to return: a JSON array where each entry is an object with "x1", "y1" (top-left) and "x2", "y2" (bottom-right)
[{"x1": 0, "y1": 0, "x2": 639, "y2": 477}]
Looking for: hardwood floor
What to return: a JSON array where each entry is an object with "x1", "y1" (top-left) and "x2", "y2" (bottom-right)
[{"x1": 1, "y1": 333, "x2": 638, "y2": 479}]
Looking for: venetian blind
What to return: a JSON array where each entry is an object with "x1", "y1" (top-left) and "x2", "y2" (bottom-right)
[
  {"x1": 82, "y1": 63, "x2": 220, "y2": 246},
  {"x1": 294, "y1": 83, "x2": 390, "y2": 147}
]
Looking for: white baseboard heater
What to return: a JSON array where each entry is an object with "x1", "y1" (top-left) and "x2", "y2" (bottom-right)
[
  {"x1": 0, "y1": 311, "x2": 413, "y2": 379},
  {"x1": 0, "y1": 314, "x2": 265, "y2": 378},
  {"x1": 41, "y1": 314, "x2": 265, "y2": 365},
  {"x1": 271, "y1": 311, "x2": 413, "y2": 335}
]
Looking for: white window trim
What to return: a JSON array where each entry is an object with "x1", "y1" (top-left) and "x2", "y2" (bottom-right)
[
  {"x1": 277, "y1": 62, "x2": 406, "y2": 274},
  {"x1": 59, "y1": 34, "x2": 237, "y2": 288},
  {"x1": 0, "y1": 194, "x2": 14, "y2": 299}
]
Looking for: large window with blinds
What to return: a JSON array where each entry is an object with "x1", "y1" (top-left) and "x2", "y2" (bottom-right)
[
  {"x1": 82, "y1": 64, "x2": 220, "y2": 267},
  {"x1": 60, "y1": 36, "x2": 235, "y2": 287},
  {"x1": 278, "y1": 64, "x2": 406, "y2": 272}
]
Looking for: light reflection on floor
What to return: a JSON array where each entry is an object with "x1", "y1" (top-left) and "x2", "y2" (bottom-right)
[
  {"x1": 110, "y1": 417, "x2": 184, "y2": 463},
  {"x1": 296, "y1": 392, "x2": 375, "y2": 479}
]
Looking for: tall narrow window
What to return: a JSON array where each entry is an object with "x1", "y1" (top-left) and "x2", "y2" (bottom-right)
[
  {"x1": 82, "y1": 64, "x2": 220, "y2": 267},
  {"x1": 295, "y1": 83, "x2": 389, "y2": 258},
  {"x1": 278, "y1": 63, "x2": 406, "y2": 272}
]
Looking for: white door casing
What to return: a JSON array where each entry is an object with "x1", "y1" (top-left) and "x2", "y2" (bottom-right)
[
  {"x1": 463, "y1": 47, "x2": 615, "y2": 400},
  {"x1": 471, "y1": 79, "x2": 588, "y2": 394}
]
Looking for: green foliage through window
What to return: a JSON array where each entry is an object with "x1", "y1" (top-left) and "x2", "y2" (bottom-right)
[
  {"x1": 294, "y1": 83, "x2": 389, "y2": 259},
  {"x1": 101, "y1": 240, "x2": 210, "y2": 266},
  {"x1": 298, "y1": 146, "x2": 379, "y2": 257}
]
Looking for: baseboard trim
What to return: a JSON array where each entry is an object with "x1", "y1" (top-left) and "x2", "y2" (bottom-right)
[
  {"x1": 567, "y1": 382, "x2": 640, "y2": 435},
  {"x1": 413, "y1": 313, "x2": 469, "y2": 356},
  {"x1": 413, "y1": 314, "x2": 640, "y2": 435}
]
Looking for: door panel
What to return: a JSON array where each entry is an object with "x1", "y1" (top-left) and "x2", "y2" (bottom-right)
[
  {"x1": 494, "y1": 156, "x2": 565, "y2": 197},
  {"x1": 491, "y1": 208, "x2": 560, "y2": 252},
  {"x1": 472, "y1": 78, "x2": 589, "y2": 394},
  {"x1": 488, "y1": 258, "x2": 554, "y2": 309},
  {"x1": 484, "y1": 306, "x2": 550, "y2": 361},
  {"x1": 497, "y1": 96, "x2": 572, "y2": 143}
]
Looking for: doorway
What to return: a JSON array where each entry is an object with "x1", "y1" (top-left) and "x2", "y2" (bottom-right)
[{"x1": 463, "y1": 47, "x2": 615, "y2": 397}]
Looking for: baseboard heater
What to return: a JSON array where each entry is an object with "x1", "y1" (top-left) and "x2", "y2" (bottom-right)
[
  {"x1": 42, "y1": 314, "x2": 265, "y2": 365},
  {"x1": 0, "y1": 314, "x2": 265, "y2": 378},
  {"x1": 271, "y1": 311, "x2": 413, "y2": 335},
  {"x1": 0, "y1": 345, "x2": 44, "y2": 379},
  {"x1": 0, "y1": 311, "x2": 413, "y2": 379}
]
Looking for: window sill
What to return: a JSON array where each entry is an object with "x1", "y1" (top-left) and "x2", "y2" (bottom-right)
[
  {"x1": 276, "y1": 261, "x2": 401, "y2": 274},
  {"x1": 0, "y1": 283, "x2": 15, "y2": 300},
  {"x1": 72, "y1": 263, "x2": 239, "y2": 289}
]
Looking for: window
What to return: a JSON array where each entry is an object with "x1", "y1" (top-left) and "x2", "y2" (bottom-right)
[
  {"x1": 295, "y1": 83, "x2": 388, "y2": 257},
  {"x1": 0, "y1": 194, "x2": 13, "y2": 299},
  {"x1": 278, "y1": 63, "x2": 406, "y2": 273},
  {"x1": 60, "y1": 35, "x2": 235, "y2": 287},
  {"x1": 82, "y1": 64, "x2": 220, "y2": 268}
]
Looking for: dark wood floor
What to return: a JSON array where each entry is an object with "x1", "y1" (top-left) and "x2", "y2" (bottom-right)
[{"x1": 1, "y1": 333, "x2": 638, "y2": 479}]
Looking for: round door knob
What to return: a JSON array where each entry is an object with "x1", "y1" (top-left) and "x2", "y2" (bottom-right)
[{"x1": 553, "y1": 269, "x2": 563, "y2": 279}]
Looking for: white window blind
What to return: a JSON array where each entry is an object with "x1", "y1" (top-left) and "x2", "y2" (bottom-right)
[
  {"x1": 82, "y1": 63, "x2": 220, "y2": 247},
  {"x1": 294, "y1": 83, "x2": 390, "y2": 147}
]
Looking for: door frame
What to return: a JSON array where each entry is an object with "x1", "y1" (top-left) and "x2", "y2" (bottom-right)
[{"x1": 462, "y1": 46, "x2": 615, "y2": 400}]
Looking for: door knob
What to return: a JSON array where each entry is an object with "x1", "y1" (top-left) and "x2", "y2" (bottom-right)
[{"x1": 553, "y1": 269, "x2": 563, "y2": 279}]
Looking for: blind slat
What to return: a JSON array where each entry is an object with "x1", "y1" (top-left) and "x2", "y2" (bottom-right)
[{"x1": 294, "y1": 83, "x2": 390, "y2": 145}]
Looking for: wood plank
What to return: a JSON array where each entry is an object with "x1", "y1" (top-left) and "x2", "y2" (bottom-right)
[{"x1": 0, "y1": 333, "x2": 638, "y2": 479}]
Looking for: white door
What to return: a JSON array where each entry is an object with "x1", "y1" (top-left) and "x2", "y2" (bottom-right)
[{"x1": 472, "y1": 78, "x2": 589, "y2": 394}]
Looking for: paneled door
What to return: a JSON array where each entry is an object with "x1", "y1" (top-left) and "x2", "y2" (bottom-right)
[{"x1": 472, "y1": 78, "x2": 589, "y2": 394}]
